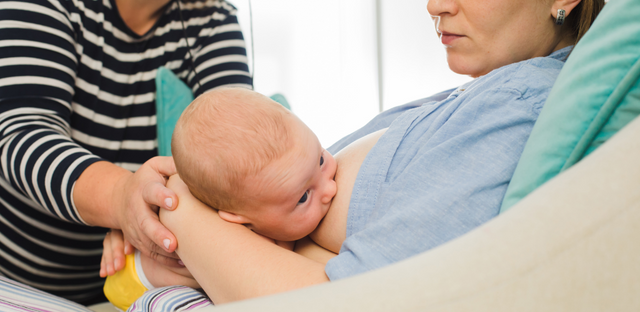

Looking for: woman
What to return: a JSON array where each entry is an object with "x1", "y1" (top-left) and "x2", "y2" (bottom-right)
[
  {"x1": 0, "y1": 0, "x2": 251, "y2": 304},
  {"x1": 147, "y1": 0, "x2": 605, "y2": 306}
]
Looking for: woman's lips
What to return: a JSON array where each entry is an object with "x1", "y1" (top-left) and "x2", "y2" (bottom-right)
[{"x1": 439, "y1": 31, "x2": 463, "y2": 45}]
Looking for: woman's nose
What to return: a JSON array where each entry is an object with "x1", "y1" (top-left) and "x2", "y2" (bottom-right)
[{"x1": 427, "y1": 0, "x2": 457, "y2": 17}]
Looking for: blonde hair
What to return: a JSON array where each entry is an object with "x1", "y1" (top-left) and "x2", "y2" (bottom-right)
[
  {"x1": 172, "y1": 88, "x2": 294, "y2": 211},
  {"x1": 566, "y1": 0, "x2": 605, "y2": 45}
]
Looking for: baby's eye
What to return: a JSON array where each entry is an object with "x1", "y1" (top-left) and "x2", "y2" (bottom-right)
[
  {"x1": 320, "y1": 155, "x2": 324, "y2": 166},
  {"x1": 298, "y1": 191, "x2": 309, "y2": 204}
]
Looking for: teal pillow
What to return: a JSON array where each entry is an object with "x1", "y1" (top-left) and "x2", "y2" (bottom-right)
[
  {"x1": 155, "y1": 67, "x2": 291, "y2": 156},
  {"x1": 155, "y1": 67, "x2": 194, "y2": 156},
  {"x1": 500, "y1": 0, "x2": 640, "y2": 213},
  {"x1": 270, "y1": 93, "x2": 291, "y2": 110}
]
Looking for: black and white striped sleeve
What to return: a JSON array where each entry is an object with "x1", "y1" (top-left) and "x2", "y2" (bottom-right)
[
  {"x1": 0, "y1": 0, "x2": 102, "y2": 224},
  {"x1": 182, "y1": 1, "x2": 253, "y2": 96}
]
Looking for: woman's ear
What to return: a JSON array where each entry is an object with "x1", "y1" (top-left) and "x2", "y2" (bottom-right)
[
  {"x1": 218, "y1": 210, "x2": 250, "y2": 224},
  {"x1": 551, "y1": 0, "x2": 582, "y2": 19}
]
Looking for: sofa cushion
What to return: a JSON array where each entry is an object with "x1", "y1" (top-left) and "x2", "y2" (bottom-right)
[
  {"x1": 155, "y1": 66, "x2": 194, "y2": 157},
  {"x1": 500, "y1": 0, "x2": 640, "y2": 212}
]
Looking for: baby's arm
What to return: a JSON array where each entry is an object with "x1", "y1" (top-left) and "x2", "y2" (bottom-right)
[
  {"x1": 102, "y1": 230, "x2": 199, "y2": 311},
  {"x1": 138, "y1": 250, "x2": 200, "y2": 288},
  {"x1": 161, "y1": 175, "x2": 329, "y2": 303}
]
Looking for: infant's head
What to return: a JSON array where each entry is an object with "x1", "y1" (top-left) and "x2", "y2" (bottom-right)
[{"x1": 172, "y1": 88, "x2": 337, "y2": 241}]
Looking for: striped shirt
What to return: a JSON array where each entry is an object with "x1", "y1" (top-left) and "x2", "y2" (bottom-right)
[{"x1": 0, "y1": 0, "x2": 251, "y2": 303}]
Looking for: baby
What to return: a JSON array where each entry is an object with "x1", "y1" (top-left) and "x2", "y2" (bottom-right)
[
  {"x1": 104, "y1": 88, "x2": 338, "y2": 310},
  {"x1": 174, "y1": 87, "x2": 337, "y2": 244}
]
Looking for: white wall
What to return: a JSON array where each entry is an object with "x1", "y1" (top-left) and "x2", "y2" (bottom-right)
[
  {"x1": 229, "y1": 0, "x2": 471, "y2": 147},
  {"x1": 378, "y1": 0, "x2": 471, "y2": 110}
]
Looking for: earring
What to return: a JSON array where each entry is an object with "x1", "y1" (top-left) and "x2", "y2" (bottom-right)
[{"x1": 555, "y1": 9, "x2": 566, "y2": 26}]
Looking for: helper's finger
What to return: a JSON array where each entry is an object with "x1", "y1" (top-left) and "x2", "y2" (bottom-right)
[
  {"x1": 143, "y1": 181, "x2": 178, "y2": 211},
  {"x1": 148, "y1": 156, "x2": 177, "y2": 178},
  {"x1": 100, "y1": 253, "x2": 107, "y2": 278},
  {"x1": 110, "y1": 230, "x2": 126, "y2": 272},
  {"x1": 148, "y1": 251, "x2": 183, "y2": 268},
  {"x1": 124, "y1": 239, "x2": 134, "y2": 255},
  {"x1": 102, "y1": 231, "x2": 115, "y2": 276},
  {"x1": 139, "y1": 214, "x2": 178, "y2": 255}
]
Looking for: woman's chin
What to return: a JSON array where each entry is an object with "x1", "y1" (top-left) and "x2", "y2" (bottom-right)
[
  {"x1": 446, "y1": 52, "x2": 492, "y2": 77},
  {"x1": 447, "y1": 60, "x2": 485, "y2": 78}
]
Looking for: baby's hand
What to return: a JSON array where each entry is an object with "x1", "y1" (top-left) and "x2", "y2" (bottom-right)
[{"x1": 100, "y1": 229, "x2": 134, "y2": 277}]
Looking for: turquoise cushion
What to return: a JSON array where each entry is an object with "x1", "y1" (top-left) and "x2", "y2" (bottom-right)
[
  {"x1": 155, "y1": 67, "x2": 290, "y2": 156},
  {"x1": 270, "y1": 93, "x2": 291, "y2": 110},
  {"x1": 155, "y1": 67, "x2": 194, "y2": 156},
  {"x1": 500, "y1": 0, "x2": 640, "y2": 213}
]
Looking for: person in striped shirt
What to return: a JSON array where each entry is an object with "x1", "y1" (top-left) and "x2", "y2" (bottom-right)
[
  {"x1": 103, "y1": 87, "x2": 339, "y2": 311},
  {"x1": 0, "y1": 0, "x2": 252, "y2": 304}
]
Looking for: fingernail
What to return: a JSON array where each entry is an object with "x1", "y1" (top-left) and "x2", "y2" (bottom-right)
[
  {"x1": 178, "y1": 260, "x2": 185, "y2": 266},
  {"x1": 165, "y1": 198, "x2": 173, "y2": 208},
  {"x1": 163, "y1": 239, "x2": 171, "y2": 250},
  {"x1": 114, "y1": 258, "x2": 120, "y2": 269}
]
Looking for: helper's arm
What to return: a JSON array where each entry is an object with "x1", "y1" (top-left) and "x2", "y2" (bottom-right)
[{"x1": 161, "y1": 175, "x2": 329, "y2": 304}]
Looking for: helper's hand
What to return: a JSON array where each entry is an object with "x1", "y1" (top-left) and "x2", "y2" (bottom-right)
[
  {"x1": 140, "y1": 251, "x2": 199, "y2": 289},
  {"x1": 113, "y1": 156, "x2": 181, "y2": 267},
  {"x1": 100, "y1": 229, "x2": 134, "y2": 277}
]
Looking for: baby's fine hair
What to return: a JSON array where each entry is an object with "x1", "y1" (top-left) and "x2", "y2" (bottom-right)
[{"x1": 172, "y1": 87, "x2": 293, "y2": 211}]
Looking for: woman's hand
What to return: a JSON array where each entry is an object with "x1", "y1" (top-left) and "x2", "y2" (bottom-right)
[
  {"x1": 75, "y1": 157, "x2": 181, "y2": 268},
  {"x1": 112, "y1": 156, "x2": 182, "y2": 267},
  {"x1": 100, "y1": 229, "x2": 133, "y2": 277}
]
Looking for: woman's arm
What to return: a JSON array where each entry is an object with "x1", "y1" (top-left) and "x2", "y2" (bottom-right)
[
  {"x1": 161, "y1": 176, "x2": 329, "y2": 304},
  {"x1": 183, "y1": 2, "x2": 253, "y2": 96},
  {"x1": 0, "y1": 0, "x2": 180, "y2": 265}
]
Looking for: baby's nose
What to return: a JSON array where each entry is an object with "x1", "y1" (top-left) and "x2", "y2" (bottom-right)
[{"x1": 321, "y1": 179, "x2": 337, "y2": 204}]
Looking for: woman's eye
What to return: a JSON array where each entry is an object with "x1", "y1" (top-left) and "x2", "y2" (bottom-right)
[
  {"x1": 320, "y1": 155, "x2": 324, "y2": 166},
  {"x1": 298, "y1": 191, "x2": 309, "y2": 204}
]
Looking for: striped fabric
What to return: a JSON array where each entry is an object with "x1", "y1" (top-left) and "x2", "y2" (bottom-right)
[
  {"x1": 128, "y1": 286, "x2": 212, "y2": 312},
  {"x1": 0, "y1": 0, "x2": 251, "y2": 303},
  {"x1": 0, "y1": 276, "x2": 93, "y2": 311},
  {"x1": 0, "y1": 276, "x2": 211, "y2": 312}
]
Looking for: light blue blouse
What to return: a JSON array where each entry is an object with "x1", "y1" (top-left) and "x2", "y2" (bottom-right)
[{"x1": 325, "y1": 47, "x2": 572, "y2": 280}]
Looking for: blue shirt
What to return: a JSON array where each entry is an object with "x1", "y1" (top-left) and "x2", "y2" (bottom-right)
[{"x1": 325, "y1": 47, "x2": 572, "y2": 280}]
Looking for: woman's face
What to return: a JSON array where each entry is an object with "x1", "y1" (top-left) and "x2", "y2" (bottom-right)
[{"x1": 427, "y1": 0, "x2": 565, "y2": 77}]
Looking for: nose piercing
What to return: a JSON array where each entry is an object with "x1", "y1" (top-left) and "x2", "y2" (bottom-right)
[{"x1": 555, "y1": 9, "x2": 566, "y2": 26}]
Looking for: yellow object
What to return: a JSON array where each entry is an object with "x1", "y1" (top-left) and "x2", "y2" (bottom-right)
[{"x1": 104, "y1": 253, "x2": 148, "y2": 311}]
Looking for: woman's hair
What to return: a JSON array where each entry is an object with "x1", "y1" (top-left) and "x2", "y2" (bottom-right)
[{"x1": 566, "y1": 0, "x2": 605, "y2": 44}]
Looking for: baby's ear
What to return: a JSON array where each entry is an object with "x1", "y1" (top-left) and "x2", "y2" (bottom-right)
[{"x1": 218, "y1": 210, "x2": 249, "y2": 224}]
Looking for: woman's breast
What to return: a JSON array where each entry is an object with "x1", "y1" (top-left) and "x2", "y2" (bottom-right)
[{"x1": 310, "y1": 128, "x2": 387, "y2": 253}]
